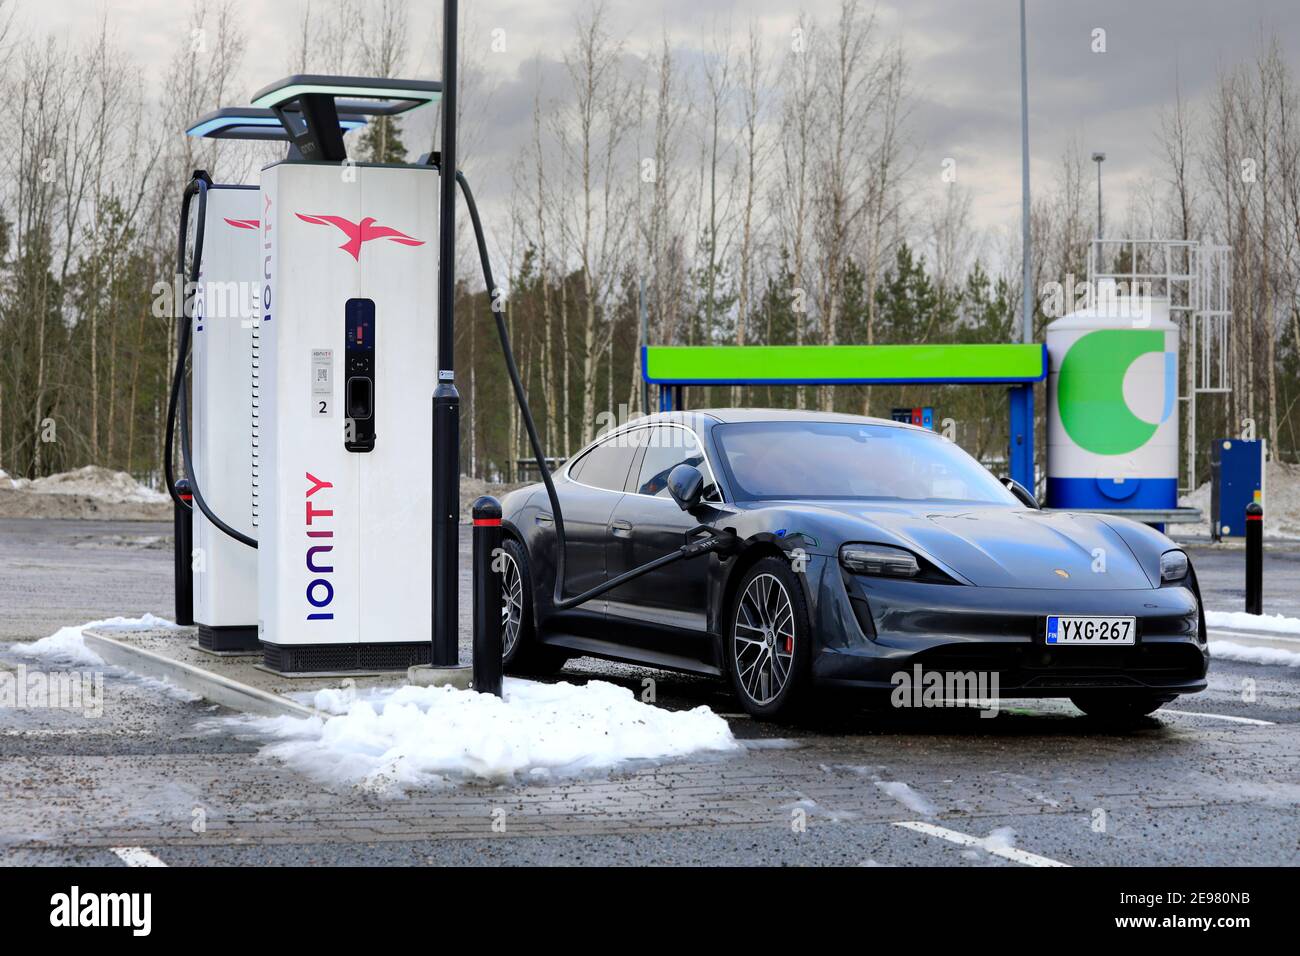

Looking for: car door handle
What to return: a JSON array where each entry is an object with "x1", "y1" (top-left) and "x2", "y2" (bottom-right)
[
  {"x1": 611, "y1": 519, "x2": 633, "y2": 537},
  {"x1": 536, "y1": 512, "x2": 554, "y2": 525}
]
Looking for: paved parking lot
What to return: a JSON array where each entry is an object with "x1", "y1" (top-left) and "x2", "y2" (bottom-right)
[{"x1": 1, "y1": 518, "x2": 1296, "y2": 866}]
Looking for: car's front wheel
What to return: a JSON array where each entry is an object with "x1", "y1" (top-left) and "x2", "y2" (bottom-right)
[
  {"x1": 726, "y1": 557, "x2": 812, "y2": 720},
  {"x1": 1070, "y1": 692, "x2": 1174, "y2": 723}
]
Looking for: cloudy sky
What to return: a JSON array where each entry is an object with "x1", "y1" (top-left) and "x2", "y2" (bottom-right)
[{"x1": 19, "y1": 0, "x2": 1300, "y2": 246}]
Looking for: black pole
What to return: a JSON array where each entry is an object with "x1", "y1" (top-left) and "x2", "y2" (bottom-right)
[
  {"x1": 173, "y1": 478, "x2": 194, "y2": 626},
  {"x1": 1245, "y1": 500, "x2": 1263, "y2": 615},
  {"x1": 639, "y1": 278, "x2": 650, "y2": 415},
  {"x1": 471, "y1": 496, "x2": 503, "y2": 696},
  {"x1": 432, "y1": 0, "x2": 461, "y2": 666}
]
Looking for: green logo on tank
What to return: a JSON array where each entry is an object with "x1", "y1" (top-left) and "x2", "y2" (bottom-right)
[{"x1": 1058, "y1": 329, "x2": 1166, "y2": 456}]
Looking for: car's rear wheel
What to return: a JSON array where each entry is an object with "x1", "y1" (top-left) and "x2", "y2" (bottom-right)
[
  {"x1": 1070, "y1": 693, "x2": 1173, "y2": 723},
  {"x1": 726, "y1": 557, "x2": 811, "y2": 720},
  {"x1": 500, "y1": 537, "x2": 568, "y2": 676}
]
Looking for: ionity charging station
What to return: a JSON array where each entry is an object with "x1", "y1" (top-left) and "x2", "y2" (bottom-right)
[
  {"x1": 174, "y1": 106, "x2": 369, "y2": 654},
  {"x1": 248, "y1": 77, "x2": 442, "y2": 674},
  {"x1": 167, "y1": 2, "x2": 723, "y2": 686},
  {"x1": 187, "y1": 171, "x2": 259, "y2": 652}
]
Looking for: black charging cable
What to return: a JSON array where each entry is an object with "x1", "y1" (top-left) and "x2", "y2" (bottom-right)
[
  {"x1": 165, "y1": 171, "x2": 257, "y2": 549},
  {"x1": 454, "y1": 170, "x2": 732, "y2": 611}
]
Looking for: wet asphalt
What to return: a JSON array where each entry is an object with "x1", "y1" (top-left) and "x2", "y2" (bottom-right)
[{"x1": 0, "y1": 518, "x2": 1296, "y2": 866}]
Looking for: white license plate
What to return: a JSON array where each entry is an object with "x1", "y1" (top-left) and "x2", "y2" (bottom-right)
[{"x1": 1045, "y1": 615, "x2": 1136, "y2": 646}]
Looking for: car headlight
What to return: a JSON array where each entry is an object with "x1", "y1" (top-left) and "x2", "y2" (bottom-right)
[
  {"x1": 1160, "y1": 549, "x2": 1189, "y2": 583},
  {"x1": 840, "y1": 543, "x2": 920, "y2": 578}
]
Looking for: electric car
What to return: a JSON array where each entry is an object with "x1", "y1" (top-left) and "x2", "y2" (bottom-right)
[{"x1": 498, "y1": 410, "x2": 1209, "y2": 721}]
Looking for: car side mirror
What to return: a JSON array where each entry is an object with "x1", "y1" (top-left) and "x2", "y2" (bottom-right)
[
  {"x1": 1001, "y1": 476, "x2": 1041, "y2": 510},
  {"x1": 667, "y1": 463, "x2": 705, "y2": 512}
]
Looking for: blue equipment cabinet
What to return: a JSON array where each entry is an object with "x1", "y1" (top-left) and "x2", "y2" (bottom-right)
[{"x1": 1211, "y1": 438, "x2": 1265, "y2": 540}]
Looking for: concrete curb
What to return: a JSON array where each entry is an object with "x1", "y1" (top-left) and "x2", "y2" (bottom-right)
[
  {"x1": 84, "y1": 630, "x2": 319, "y2": 719},
  {"x1": 407, "y1": 663, "x2": 474, "y2": 689}
]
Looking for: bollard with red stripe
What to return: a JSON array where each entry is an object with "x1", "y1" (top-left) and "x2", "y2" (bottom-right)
[
  {"x1": 173, "y1": 478, "x2": 194, "y2": 626},
  {"x1": 1245, "y1": 500, "x2": 1263, "y2": 615},
  {"x1": 471, "y1": 496, "x2": 504, "y2": 696}
]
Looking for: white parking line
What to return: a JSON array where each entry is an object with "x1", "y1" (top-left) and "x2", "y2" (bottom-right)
[
  {"x1": 893, "y1": 821, "x2": 1070, "y2": 867},
  {"x1": 1161, "y1": 708, "x2": 1275, "y2": 726},
  {"x1": 110, "y1": 847, "x2": 167, "y2": 867}
]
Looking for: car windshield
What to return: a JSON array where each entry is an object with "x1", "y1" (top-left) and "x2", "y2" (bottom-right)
[{"x1": 713, "y1": 421, "x2": 1020, "y2": 505}]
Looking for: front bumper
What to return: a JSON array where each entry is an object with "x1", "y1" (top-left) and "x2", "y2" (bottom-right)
[{"x1": 810, "y1": 565, "x2": 1208, "y2": 696}]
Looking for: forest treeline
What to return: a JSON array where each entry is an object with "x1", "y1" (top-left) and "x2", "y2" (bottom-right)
[{"x1": 2, "y1": 0, "x2": 1298, "y2": 493}]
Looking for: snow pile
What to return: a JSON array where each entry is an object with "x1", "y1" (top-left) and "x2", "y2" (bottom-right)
[
  {"x1": 1178, "y1": 459, "x2": 1300, "y2": 538},
  {"x1": 458, "y1": 476, "x2": 524, "y2": 521},
  {"x1": 1210, "y1": 640, "x2": 1300, "y2": 668},
  {"x1": 238, "y1": 678, "x2": 740, "y2": 794},
  {"x1": 1206, "y1": 609, "x2": 1300, "y2": 634},
  {"x1": 10, "y1": 614, "x2": 179, "y2": 667},
  {"x1": 25, "y1": 466, "x2": 167, "y2": 504}
]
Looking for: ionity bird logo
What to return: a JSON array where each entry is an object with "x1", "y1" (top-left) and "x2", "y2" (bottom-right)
[{"x1": 294, "y1": 213, "x2": 425, "y2": 260}]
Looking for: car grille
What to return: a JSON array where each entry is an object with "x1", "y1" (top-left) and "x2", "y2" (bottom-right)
[{"x1": 913, "y1": 641, "x2": 1206, "y2": 690}]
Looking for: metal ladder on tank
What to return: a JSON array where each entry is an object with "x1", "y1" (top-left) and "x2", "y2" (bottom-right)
[{"x1": 1086, "y1": 238, "x2": 1232, "y2": 494}]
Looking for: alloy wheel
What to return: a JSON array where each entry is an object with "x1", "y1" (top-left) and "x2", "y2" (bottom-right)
[
  {"x1": 500, "y1": 549, "x2": 524, "y2": 658},
  {"x1": 733, "y1": 572, "x2": 796, "y2": 705}
]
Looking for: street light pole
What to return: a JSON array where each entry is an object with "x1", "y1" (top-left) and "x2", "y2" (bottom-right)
[
  {"x1": 432, "y1": 0, "x2": 461, "y2": 666},
  {"x1": 1091, "y1": 151, "x2": 1106, "y2": 241},
  {"x1": 1019, "y1": 0, "x2": 1032, "y2": 345},
  {"x1": 1009, "y1": 0, "x2": 1035, "y2": 495}
]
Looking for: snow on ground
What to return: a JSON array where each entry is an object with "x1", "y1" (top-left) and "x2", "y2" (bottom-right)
[
  {"x1": 0, "y1": 466, "x2": 171, "y2": 520},
  {"x1": 1206, "y1": 609, "x2": 1300, "y2": 634},
  {"x1": 984, "y1": 826, "x2": 1018, "y2": 851},
  {"x1": 233, "y1": 678, "x2": 740, "y2": 795},
  {"x1": 23, "y1": 466, "x2": 168, "y2": 504},
  {"x1": 1204, "y1": 609, "x2": 1300, "y2": 665},
  {"x1": 1209, "y1": 640, "x2": 1300, "y2": 668},
  {"x1": 10, "y1": 615, "x2": 180, "y2": 667},
  {"x1": 0, "y1": 466, "x2": 512, "y2": 522},
  {"x1": 875, "y1": 780, "x2": 939, "y2": 817},
  {"x1": 1178, "y1": 459, "x2": 1300, "y2": 538},
  {"x1": 7, "y1": 616, "x2": 199, "y2": 701}
]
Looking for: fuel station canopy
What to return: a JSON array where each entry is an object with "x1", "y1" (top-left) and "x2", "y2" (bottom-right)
[
  {"x1": 641, "y1": 343, "x2": 1047, "y2": 386},
  {"x1": 641, "y1": 342, "x2": 1046, "y2": 492}
]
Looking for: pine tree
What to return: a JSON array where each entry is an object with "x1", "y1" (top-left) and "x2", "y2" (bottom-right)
[{"x1": 357, "y1": 116, "x2": 408, "y2": 164}]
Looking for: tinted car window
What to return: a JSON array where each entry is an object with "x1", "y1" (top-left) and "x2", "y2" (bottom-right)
[
  {"x1": 569, "y1": 435, "x2": 638, "y2": 492},
  {"x1": 634, "y1": 426, "x2": 718, "y2": 499},
  {"x1": 713, "y1": 421, "x2": 1019, "y2": 504}
]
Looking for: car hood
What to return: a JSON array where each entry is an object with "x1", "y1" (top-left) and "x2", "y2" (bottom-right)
[{"x1": 740, "y1": 501, "x2": 1157, "y2": 590}]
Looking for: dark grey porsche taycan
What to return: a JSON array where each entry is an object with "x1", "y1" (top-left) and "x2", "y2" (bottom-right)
[{"x1": 498, "y1": 410, "x2": 1208, "y2": 721}]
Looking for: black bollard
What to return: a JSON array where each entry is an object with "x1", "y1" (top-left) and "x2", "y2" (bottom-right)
[
  {"x1": 173, "y1": 478, "x2": 194, "y2": 626},
  {"x1": 471, "y1": 495, "x2": 504, "y2": 697},
  {"x1": 1245, "y1": 500, "x2": 1263, "y2": 615}
]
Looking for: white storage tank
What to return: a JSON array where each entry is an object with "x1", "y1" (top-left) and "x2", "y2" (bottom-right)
[{"x1": 1046, "y1": 295, "x2": 1179, "y2": 510}]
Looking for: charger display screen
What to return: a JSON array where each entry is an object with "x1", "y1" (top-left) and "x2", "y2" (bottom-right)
[
  {"x1": 346, "y1": 299, "x2": 374, "y2": 351},
  {"x1": 344, "y1": 298, "x2": 376, "y2": 452}
]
